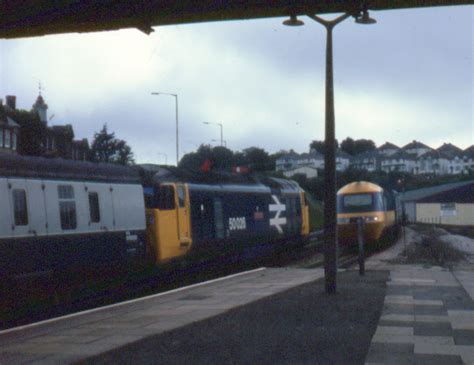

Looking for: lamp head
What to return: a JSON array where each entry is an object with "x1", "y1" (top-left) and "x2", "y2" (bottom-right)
[
  {"x1": 355, "y1": 10, "x2": 376, "y2": 25},
  {"x1": 283, "y1": 15, "x2": 304, "y2": 26}
]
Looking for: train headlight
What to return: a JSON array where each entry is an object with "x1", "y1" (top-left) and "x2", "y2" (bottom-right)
[
  {"x1": 337, "y1": 217, "x2": 350, "y2": 224},
  {"x1": 365, "y1": 216, "x2": 379, "y2": 222}
]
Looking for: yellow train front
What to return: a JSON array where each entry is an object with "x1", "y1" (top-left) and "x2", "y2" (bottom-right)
[{"x1": 337, "y1": 181, "x2": 396, "y2": 245}]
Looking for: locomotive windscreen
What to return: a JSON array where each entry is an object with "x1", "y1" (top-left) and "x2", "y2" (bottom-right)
[{"x1": 337, "y1": 192, "x2": 384, "y2": 213}]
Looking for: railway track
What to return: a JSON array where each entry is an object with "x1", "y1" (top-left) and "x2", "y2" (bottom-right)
[{"x1": 1, "y1": 230, "x2": 387, "y2": 331}]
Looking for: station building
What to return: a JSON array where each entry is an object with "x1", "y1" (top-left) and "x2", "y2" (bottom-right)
[{"x1": 415, "y1": 182, "x2": 474, "y2": 227}]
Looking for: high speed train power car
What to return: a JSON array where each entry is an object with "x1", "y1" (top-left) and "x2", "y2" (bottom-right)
[
  {"x1": 0, "y1": 155, "x2": 311, "y2": 286},
  {"x1": 337, "y1": 181, "x2": 397, "y2": 244}
]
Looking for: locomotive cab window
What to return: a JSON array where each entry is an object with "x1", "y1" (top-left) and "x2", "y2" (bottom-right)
[
  {"x1": 12, "y1": 189, "x2": 28, "y2": 226},
  {"x1": 88, "y1": 192, "x2": 100, "y2": 223},
  {"x1": 177, "y1": 185, "x2": 185, "y2": 208},
  {"x1": 58, "y1": 185, "x2": 77, "y2": 230},
  {"x1": 156, "y1": 185, "x2": 175, "y2": 210}
]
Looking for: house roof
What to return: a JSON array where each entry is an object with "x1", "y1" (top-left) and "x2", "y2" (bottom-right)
[
  {"x1": 436, "y1": 143, "x2": 463, "y2": 158},
  {"x1": 417, "y1": 182, "x2": 474, "y2": 203},
  {"x1": 336, "y1": 149, "x2": 352, "y2": 159},
  {"x1": 0, "y1": 116, "x2": 20, "y2": 128},
  {"x1": 419, "y1": 150, "x2": 452, "y2": 160},
  {"x1": 278, "y1": 151, "x2": 300, "y2": 161},
  {"x1": 463, "y1": 145, "x2": 474, "y2": 158},
  {"x1": 381, "y1": 151, "x2": 416, "y2": 161},
  {"x1": 402, "y1": 140, "x2": 432, "y2": 151},
  {"x1": 299, "y1": 151, "x2": 324, "y2": 160},
  {"x1": 352, "y1": 150, "x2": 379, "y2": 161},
  {"x1": 378, "y1": 142, "x2": 400, "y2": 150}
]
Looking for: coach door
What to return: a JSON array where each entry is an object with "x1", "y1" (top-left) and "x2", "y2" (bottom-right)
[{"x1": 176, "y1": 184, "x2": 191, "y2": 247}]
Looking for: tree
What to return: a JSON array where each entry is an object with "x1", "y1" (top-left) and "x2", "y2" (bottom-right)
[
  {"x1": 310, "y1": 139, "x2": 339, "y2": 154},
  {"x1": 340, "y1": 138, "x2": 376, "y2": 156},
  {"x1": 242, "y1": 147, "x2": 272, "y2": 172},
  {"x1": 90, "y1": 124, "x2": 134, "y2": 165},
  {"x1": 340, "y1": 137, "x2": 356, "y2": 155}
]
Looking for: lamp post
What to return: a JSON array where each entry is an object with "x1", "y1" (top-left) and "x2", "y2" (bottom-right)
[
  {"x1": 151, "y1": 92, "x2": 179, "y2": 165},
  {"x1": 283, "y1": 9, "x2": 376, "y2": 294},
  {"x1": 211, "y1": 139, "x2": 227, "y2": 147},
  {"x1": 157, "y1": 152, "x2": 168, "y2": 165},
  {"x1": 203, "y1": 121, "x2": 223, "y2": 147}
]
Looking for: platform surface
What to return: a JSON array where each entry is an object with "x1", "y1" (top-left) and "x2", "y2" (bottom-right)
[{"x1": 0, "y1": 267, "x2": 323, "y2": 364}]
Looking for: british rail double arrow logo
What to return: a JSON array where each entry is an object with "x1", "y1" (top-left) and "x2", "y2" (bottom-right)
[{"x1": 269, "y1": 195, "x2": 287, "y2": 234}]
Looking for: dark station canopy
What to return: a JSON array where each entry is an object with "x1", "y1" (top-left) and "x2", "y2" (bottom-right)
[{"x1": 0, "y1": 0, "x2": 470, "y2": 39}]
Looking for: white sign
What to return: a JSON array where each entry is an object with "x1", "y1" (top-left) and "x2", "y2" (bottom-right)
[
  {"x1": 269, "y1": 195, "x2": 287, "y2": 234},
  {"x1": 229, "y1": 217, "x2": 246, "y2": 231},
  {"x1": 440, "y1": 203, "x2": 457, "y2": 217}
]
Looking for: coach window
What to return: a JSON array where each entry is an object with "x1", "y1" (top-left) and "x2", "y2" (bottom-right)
[
  {"x1": 177, "y1": 185, "x2": 185, "y2": 208},
  {"x1": 0, "y1": 129, "x2": 3, "y2": 147},
  {"x1": 12, "y1": 189, "x2": 28, "y2": 226},
  {"x1": 58, "y1": 185, "x2": 77, "y2": 230},
  {"x1": 157, "y1": 185, "x2": 175, "y2": 210},
  {"x1": 88, "y1": 192, "x2": 100, "y2": 223}
]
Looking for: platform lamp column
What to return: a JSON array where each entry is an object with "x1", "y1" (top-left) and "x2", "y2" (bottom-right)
[
  {"x1": 203, "y1": 122, "x2": 223, "y2": 147},
  {"x1": 284, "y1": 9, "x2": 376, "y2": 294},
  {"x1": 151, "y1": 92, "x2": 179, "y2": 166}
]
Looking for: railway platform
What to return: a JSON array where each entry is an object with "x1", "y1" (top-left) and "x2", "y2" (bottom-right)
[
  {"x1": 1, "y1": 228, "x2": 473, "y2": 364},
  {"x1": 0, "y1": 267, "x2": 324, "y2": 364}
]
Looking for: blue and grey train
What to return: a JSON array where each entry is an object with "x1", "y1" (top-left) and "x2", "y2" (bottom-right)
[{"x1": 0, "y1": 155, "x2": 310, "y2": 286}]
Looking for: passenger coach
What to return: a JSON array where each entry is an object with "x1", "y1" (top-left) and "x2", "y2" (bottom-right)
[{"x1": 0, "y1": 154, "x2": 146, "y2": 281}]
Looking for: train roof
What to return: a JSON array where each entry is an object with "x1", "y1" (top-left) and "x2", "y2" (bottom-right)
[
  {"x1": 0, "y1": 154, "x2": 141, "y2": 183},
  {"x1": 136, "y1": 164, "x2": 303, "y2": 193},
  {"x1": 337, "y1": 181, "x2": 383, "y2": 195}
]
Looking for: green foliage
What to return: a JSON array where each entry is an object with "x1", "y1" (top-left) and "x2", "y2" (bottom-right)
[
  {"x1": 310, "y1": 139, "x2": 338, "y2": 154},
  {"x1": 340, "y1": 137, "x2": 376, "y2": 156},
  {"x1": 90, "y1": 124, "x2": 134, "y2": 165},
  {"x1": 179, "y1": 145, "x2": 275, "y2": 172}
]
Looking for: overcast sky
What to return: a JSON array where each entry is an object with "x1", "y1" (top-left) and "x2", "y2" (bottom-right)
[{"x1": 0, "y1": 5, "x2": 472, "y2": 165}]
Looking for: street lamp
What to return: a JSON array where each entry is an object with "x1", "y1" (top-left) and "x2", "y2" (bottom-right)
[
  {"x1": 151, "y1": 92, "x2": 179, "y2": 166},
  {"x1": 211, "y1": 139, "x2": 227, "y2": 147},
  {"x1": 157, "y1": 152, "x2": 167, "y2": 165},
  {"x1": 283, "y1": 10, "x2": 376, "y2": 294},
  {"x1": 203, "y1": 121, "x2": 224, "y2": 147}
]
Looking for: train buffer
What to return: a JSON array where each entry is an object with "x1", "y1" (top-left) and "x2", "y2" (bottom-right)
[{"x1": 0, "y1": 268, "x2": 322, "y2": 364}]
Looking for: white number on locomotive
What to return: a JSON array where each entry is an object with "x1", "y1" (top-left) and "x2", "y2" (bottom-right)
[{"x1": 229, "y1": 217, "x2": 246, "y2": 231}]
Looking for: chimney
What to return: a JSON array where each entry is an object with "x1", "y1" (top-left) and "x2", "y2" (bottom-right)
[{"x1": 6, "y1": 95, "x2": 16, "y2": 110}]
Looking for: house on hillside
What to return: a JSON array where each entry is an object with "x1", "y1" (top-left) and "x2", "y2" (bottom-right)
[
  {"x1": 378, "y1": 142, "x2": 400, "y2": 157},
  {"x1": 380, "y1": 151, "x2": 417, "y2": 173},
  {"x1": 336, "y1": 149, "x2": 351, "y2": 171},
  {"x1": 275, "y1": 150, "x2": 300, "y2": 172},
  {"x1": 283, "y1": 165, "x2": 318, "y2": 179},
  {"x1": 416, "y1": 150, "x2": 450, "y2": 175},
  {"x1": 462, "y1": 146, "x2": 474, "y2": 173},
  {"x1": 402, "y1": 140, "x2": 433, "y2": 157},
  {"x1": 436, "y1": 143, "x2": 465, "y2": 175},
  {"x1": 350, "y1": 150, "x2": 379, "y2": 172},
  {"x1": 298, "y1": 151, "x2": 325, "y2": 170}
]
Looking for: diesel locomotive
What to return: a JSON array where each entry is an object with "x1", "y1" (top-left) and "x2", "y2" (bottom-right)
[
  {"x1": 0, "y1": 155, "x2": 310, "y2": 285},
  {"x1": 337, "y1": 181, "x2": 397, "y2": 244}
]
